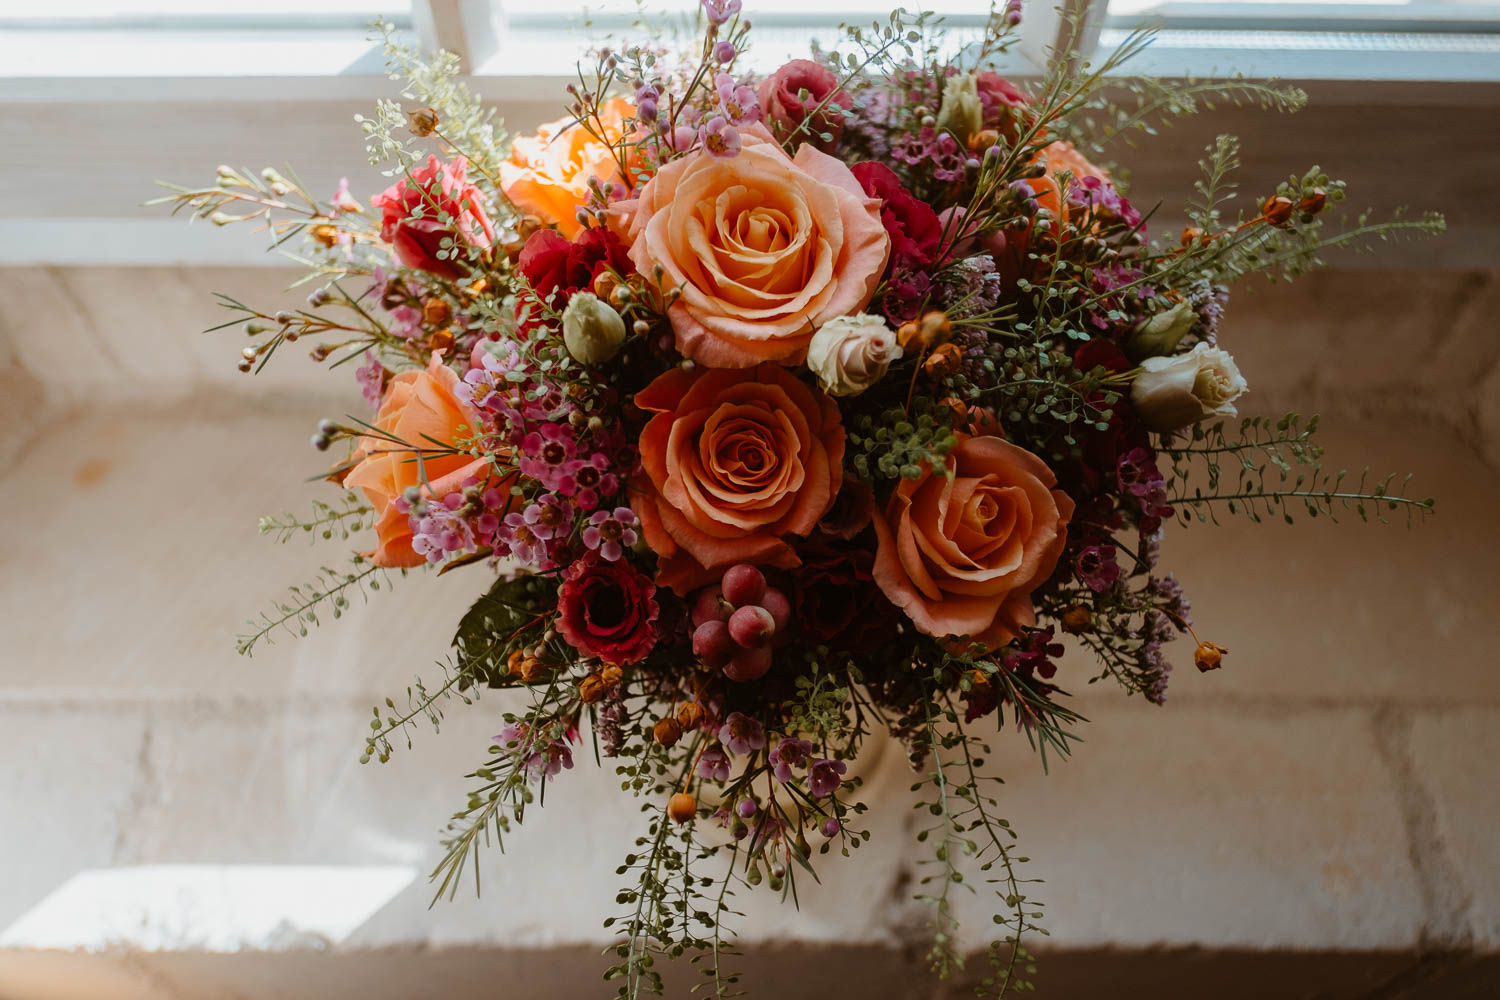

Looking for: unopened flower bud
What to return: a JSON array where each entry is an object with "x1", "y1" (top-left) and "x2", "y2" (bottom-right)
[
  {"x1": 1126, "y1": 300, "x2": 1195, "y2": 362},
  {"x1": 1194, "y1": 641, "x2": 1228, "y2": 672},
  {"x1": 668, "y1": 792, "x2": 697, "y2": 824},
  {"x1": 923, "y1": 341, "x2": 963, "y2": 379},
  {"x1": 1299, "y1": 187, "x2": 1327, "y2": 215},
  {"x1": 406, "y1": 107, "x2": 439, "y2": 137},
  {"x1": 561, "y1": 292, "x2": 628, "y2": 365},
  {"x1": 677, "y1": 702, "x2": 706, "y2": 729},
  {"x1": 422, "y1": 298, "x2": 453, "y2": 326},
  {"x1": 579, "y1": 673, "x2": 609, "y2": 703}
]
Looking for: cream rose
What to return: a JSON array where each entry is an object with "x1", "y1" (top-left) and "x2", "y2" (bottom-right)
[
  {"x1": 807, "y1": 314, "x2": 901, "y2": 396},
  {"x1": 1131, "y1": 342, "x2": 1248, "y2": 432},
  {"x1": 612, "y1": 123, "x2": 890, "y2": 368}
]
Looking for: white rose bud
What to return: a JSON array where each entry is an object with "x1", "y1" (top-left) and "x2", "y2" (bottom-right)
[
  {"x1": 936, "y1": 72, "x2": 983, "y2": 146},
  {"x1": 561, "y1": 291, "x2": 627, "y2": 365},
  {"x1": 1130, "y1": 342, "x2": 1248, "y2": 432},
  {"x1": 807, "y1": 314, "x2": 902, "y2": 397},
  {"x1": 1126, "y1": 300, "x2": 1195, "y2": 362}
]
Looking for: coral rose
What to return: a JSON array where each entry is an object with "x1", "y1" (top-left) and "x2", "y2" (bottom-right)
[
  {"x1": 615, "y1": 123, "x2": 889, "y2": 368},
  {"x1": 758, "y1": 59, "x2": 852, "y2": 154},
  {"x1": 500, "y1": 97, "x2": 635, "y2": 239},
  {"x1": 632, "y1": 364, "x2": 845, "y2": 592},
  {"x1": 343, "y1": 354, "x2": 496, "y2": 568},
  {"x1": 1025, "y1": 141, "x2": 1112, "y2": 223},
  {"x1": 371, "y1": 155, "x2": 495, "y2": 280},
  {"x1": 872, "y1": 435, "x2": 1074, "y2": 651}
]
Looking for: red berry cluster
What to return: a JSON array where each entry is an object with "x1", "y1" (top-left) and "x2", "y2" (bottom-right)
[{"x1": 690, "y1": 564, "x2": 791, "y2": 682}]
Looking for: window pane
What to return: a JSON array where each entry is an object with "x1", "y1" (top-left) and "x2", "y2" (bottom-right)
[
  {"x1": 0, "y1": 1, "x2": 410, "y2": 22},
  {"x1": 1108, "y1": 1, "x2": 1500, "y2": 26}
]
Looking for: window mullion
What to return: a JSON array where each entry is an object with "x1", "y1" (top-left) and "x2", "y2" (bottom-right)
[
  {"x1": 411, "y1": 0, "x2": 503, "y2": 71},
  {"x1": 1018, "y1": 0, "x2": 1107, "y2": 74}
]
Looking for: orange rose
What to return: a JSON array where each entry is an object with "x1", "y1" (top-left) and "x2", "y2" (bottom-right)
[
  {"x1": 632, "y1": 364, "x2": 844, "y2": 592},
  {"x1": 343, "y1": 354, "x2": 493, "y2": 568},
  {"x1": 614, "y1": 123, "x2": 889, "y2": 368},
  {"x1": 500, "y1": 98, "x2": 635, "y2": 239},
  {"x1": 872, "y1": 435, "x2": 1074, "y2": 651}
]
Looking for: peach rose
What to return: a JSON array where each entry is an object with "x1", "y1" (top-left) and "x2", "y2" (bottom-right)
[
  {"x1": 343, "y1": 354, "x2": 494, "y2": 568},
  {"x1": 500, "y1": 98, "x2": 635, "y2": 239},
  {"x1": 872, "y1": 435, "x2": 1074, "y2": 651},
  {"x1": 632, "y1": 364, "x2": 845, "y2": 592},
  {"x1": 614, "y1": 123, "x2": 889, "y2": 368}
]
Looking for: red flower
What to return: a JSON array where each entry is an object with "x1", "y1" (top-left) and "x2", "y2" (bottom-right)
[
  {"x1": 758, "y1": 59, "x2": 852, "y2": 154},
  {"x1": 850, "y1": 162, "x2": 942, "y2": 270},
  {"x1": 556, "y1": 555, "x2": 660, "y2": 664},
  {"x1": 793, "y1": 543, "x2": 897, "y2": 652},
  {"x1": 976, "y1": 71, "x2": 1028, "y2": 134},
  {"x1": 518, "y1": 226, "x2": 632, "y2": 312},
  {"x1": 371, "y1": 155, "x2": 495, "y2": 280}
]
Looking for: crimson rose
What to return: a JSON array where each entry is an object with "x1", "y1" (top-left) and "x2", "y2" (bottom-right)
[
  {"x1": 851, "y1": 161, "x2": 942, "y2": 270},
  {"x1": 371, "y1": 155, "x2": 495, "y2": 280},
  {"x1": 557, "y1": 555, "x2": 659, "y2": 664}
]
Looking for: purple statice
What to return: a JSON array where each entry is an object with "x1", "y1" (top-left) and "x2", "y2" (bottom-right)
[
  {"x1": 1117, "y1": 447, "x2": 1174, "y2": 534},
  {"x1": 934, "y1": 254, "x2": 1003, "y2": 319},
  {"x1": 807, "y1": 758, "x2": 847, "y2": 798},
  {"x1": 701, "y1": 0, "x2": 741, "y2": 26},
  {"x1": 1130, "y1": 608, "x2": 1179, "y2": 705},
  {"x1": 696, "y1": 745, "x2": 731, "y2": 782},
  {"x1": 700, "y1": 116, "x2": 742, "y2": 158},
  {"x1": 769, "y1": 737, "x2": 813, "y2": 783},
  {"x1": 1075, "y1": 543, "x2": 1121, "y2": 593},
  {"x1": 1186, "y1": 277, "x2": 1230, "y2": 347},
  {"x1": 581, "y1": 506, "x2": 639, "y2": 561},
  {"x1": 518, "y1": 422, "x2": 583, "y2": 490},
  {"x1": 1146, "y1": 573, "x2": 1192, "y2": 626},
  {"x1": 718, "y1": 712, "x2": 767, "y2": 756},
  {"x1": 355, "y1": 350, "x2": 385, "y2": 408},
  {"x1": 715, "y1": 73, "x2": 760, "y2": 125},
  {"x1": 497, "y1": 492, "x2": 570, "y2": 568},
  {"x1": 595, "y1": 687, "x2": 626, "y2": 756},
  {"x1": 890, "y1": 126, "x2": 937, "y2": 168}
]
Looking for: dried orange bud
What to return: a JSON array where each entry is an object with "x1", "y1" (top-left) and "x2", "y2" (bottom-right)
[
  {"x1": 422, "y1": 298, "x2": 453, "y2": 326},
  {"x1": 1194, "y1": 641, "x2": 1228, "y2": 672},
  {"x1": 918, "y1": 310, "x2": 952, "y2": 348},
  {"x1": 427, "y1": 329, "x2": 455, "y2": 353},
  {"x1": 1299, "y1": 187, "x2": 1327, "y2": 215},
  {"x1": 1261, "y1": 196, "x2": 1295, "y2": 228},
  {"x1": 599, "y1": 663, "x2": 624, "y2": 687},
  {"x1": 677, "y1": 702, "x2": 706, "y2": 729},
  {"x1": 311, "y1": 224, "x2": 339, "y2": 248},
  {"x1": 968, "y1": 129, "x2": 1000, "y2": 153},
  {"x1": 923, "y1": 342, "x2": 963, "y2": 379},
  {"x1": 578, "y1": 673, "x2": 608, "y2": 703},
  {"x1": 896, "y1": 321, "x2": 922, "y2": 352},
  {"x1": 516, "y1": 656, "x2": 546, "y2": 683},
  {"x1": 652, "y1": 717, "x2": 684, "y2": 747},
  {"x1": 1180, "y1": 226, "x2": 1204, "y2": 248},
  {"x1": 506, "y1": 649, "x2": 526, "y2": 674},
  {"x1": 938, "y1": 396, "x2": 968, "y2": 426},
  {"x1": 592, "y1": 271, "x2": 618, "y2": 300},
  {"x1": 406, "y1": 106, "x2": 439, "y2": 137},
  {"x1": 1060, "y1": 604, "x2": 1093, "y2": 635},
  {"x1": 668, "y1": 792, "x2": 697, "y2": 824}
]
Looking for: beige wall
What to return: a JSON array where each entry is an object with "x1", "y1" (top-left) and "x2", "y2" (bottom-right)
[{"x1": 1, "y1": 267, "x2": 1497, "y2": 998}]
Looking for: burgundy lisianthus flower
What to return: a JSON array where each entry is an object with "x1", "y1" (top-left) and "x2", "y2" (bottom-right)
[
  {"x1": 518, "y1": 225, "x2": 632, "y2": 312},
  {"x1": 850, "y1": 161, "x2": 943, "y2": 270},
  {"x1": 794, "y1": 543, "x2": 897, "y2": 652},
  {"x1": 758, "y1": 59, "x2": 852, "y2": 153},
  {"x1": 556, "y1": 555, "x2": 659, "y2": 664},
  {"x1": 371, "y1": 155, "x2": 495, "y2": 280},
  {"x1": 815, "y1": 477, "x2": 875, "y2": 540}
]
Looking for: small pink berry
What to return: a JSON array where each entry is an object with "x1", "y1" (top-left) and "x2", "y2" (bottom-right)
[
  {"x1": 759, "y1": 587, "x2": 791, "y2": 634},
  {"x1": 693, "y1": 619, "x2": 733, "y2": 668},
  {"x1": 728, "y1": 605, "x2": 775, "y2": 648},
  {"x1": 691, "y1": 587, "x2": 731, "y2": 627},
  {"x1": 720, "y1": 563, "x2": 766, "y2": 607},
  {"x1": 723, "y1": 643, "x2": 773, "y2": 682}
]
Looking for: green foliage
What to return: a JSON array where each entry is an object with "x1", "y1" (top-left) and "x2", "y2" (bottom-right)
[
  {"x1": 235, "y1": 555, "x2": 397, "y2": 656},
  {"x1": 1163, "y1": 414, "x2": 1436, "y2": 525},
  {"x1": 258, "y1": 493, "x2": 371, "y2": 544},
  {"x1": 848, "y1": 398, "x2": 960, "y2": 481}
]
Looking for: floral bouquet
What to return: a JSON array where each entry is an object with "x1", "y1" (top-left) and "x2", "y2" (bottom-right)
[{"x1": 156, "y1": 2, "x2": 1440, "y2": 995}]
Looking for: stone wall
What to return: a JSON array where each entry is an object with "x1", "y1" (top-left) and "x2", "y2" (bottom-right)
[{"x1": 1, "y1": 267, "x2": 1497, "y2": 998}]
